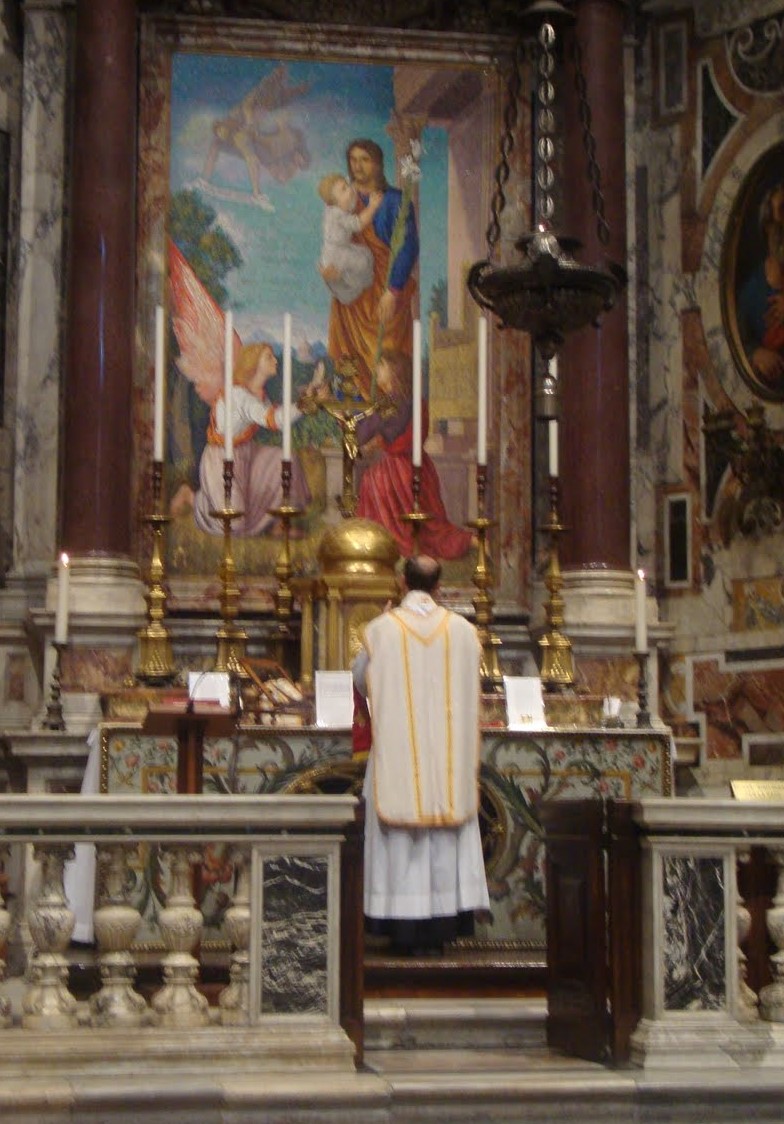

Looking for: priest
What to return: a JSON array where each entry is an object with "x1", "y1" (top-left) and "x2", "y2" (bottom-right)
[{"x1": 352, "y1": 554, "x2": 490, "y2": 956}]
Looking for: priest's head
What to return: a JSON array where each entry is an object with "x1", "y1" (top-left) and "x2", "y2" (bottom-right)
[{"x1": 403, "y1": 555, "x2": 442, "y2": 593}]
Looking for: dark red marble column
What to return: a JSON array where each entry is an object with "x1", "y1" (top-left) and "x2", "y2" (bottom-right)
[
  {"x1": 559, "y1": 0, "x2": 630, "y2": 572},
  {"x1": 61, "y1": 0, "x2": 137, "y2": 557}
]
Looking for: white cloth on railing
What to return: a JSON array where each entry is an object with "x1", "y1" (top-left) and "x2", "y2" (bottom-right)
[{"x1": 63, "y1": 728, "x2": 100, "y2": 943}]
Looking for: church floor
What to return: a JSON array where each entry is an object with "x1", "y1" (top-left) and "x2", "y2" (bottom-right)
[{"x1": 1, "y1": 998, "x2": 783, "y2": 1122}]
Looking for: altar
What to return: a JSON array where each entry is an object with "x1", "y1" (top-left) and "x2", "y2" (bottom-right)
[{"x1": 96, "y1": 721, "x2": 673, "y2": 968}]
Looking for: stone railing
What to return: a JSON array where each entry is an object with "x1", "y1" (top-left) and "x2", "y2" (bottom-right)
[
  {"x1": 0, "y1": 793, "x2": 364, "y2": 1079},
  {"x1": 631, "y1": 797, "x2": 784, "y2": 1069}
]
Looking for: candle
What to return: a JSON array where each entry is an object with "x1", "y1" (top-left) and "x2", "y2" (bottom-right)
[
  {"x1": 153, "y1": 305, "x2": 165, "y2": 463},
  {"x1": 635, "y1": 568, "x2": 647, "y2": 652},
  {"x1": 477, "y1": 315, "x2": 488, "y2": 466},
  {"x1": 55, "y1": 552, "x2": 70, "y2": 645},
  {"x1": 223, "y1": 310, "x2": 234, "y2": 461},
  {"x1": 548, "y1": 418, "x2": 558, "y2": 477},
  {"x1": 282, "y1": 313, "x2": 292, "y2": 461},
  {"x1": 412, "y1": 318, "x2": 422, "y2": 468}
]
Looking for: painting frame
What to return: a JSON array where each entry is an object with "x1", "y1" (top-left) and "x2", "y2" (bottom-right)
[
  {"x1": 135, "y1": 14, "x2": 532, "y2": 615},
  {"x1": 720, "y1": 141, "x2": 784, "y2": 404}
]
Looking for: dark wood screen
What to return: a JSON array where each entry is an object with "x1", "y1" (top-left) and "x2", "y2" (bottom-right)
[{"x1": 541, "y1": 799, "x2": 641, "y2": 1065}]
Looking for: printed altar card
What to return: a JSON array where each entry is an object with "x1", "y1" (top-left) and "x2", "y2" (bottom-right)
[
  {"x1": 315, "y1": 670, "x2": 354, "y2": 728},
  {"x1": 188, "y1": 671, "x2": 231, "y2": 709},
  {"x1": 503, "y1": 676, "x2": 547, "y2": 730}
]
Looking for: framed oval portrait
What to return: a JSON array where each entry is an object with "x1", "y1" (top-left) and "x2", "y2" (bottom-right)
[{"x1": 721, "y1": 141, "x2": 784, "y2": 402}]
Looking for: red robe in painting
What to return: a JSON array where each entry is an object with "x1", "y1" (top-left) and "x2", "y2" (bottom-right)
[{"x1": 355, "y1": 397, "x2": 472, "y2": 560}]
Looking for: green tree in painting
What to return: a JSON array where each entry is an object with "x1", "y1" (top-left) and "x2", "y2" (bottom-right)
[{"x1": 168, "y1": 188, "x2": 243, "y2": 306}]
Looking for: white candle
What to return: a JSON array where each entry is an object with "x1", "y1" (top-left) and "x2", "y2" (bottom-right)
[
  {"x1": 412, "y1": 318, "x2": 422, "y2": 468},
  {"x1": 635, "y1": 568, "x2": 647, "y2": 652},
  {"x1": 477, "y1": 315, "x2": 488, "y2": 466},
  {"x1": 548, "y1": 418, "x2": 558, "y2": 477},
  {"x1": 153, "y1": 305, "x2": 165, "y2": 463},
  {"x1": 55, "y1": 552, "x2": 70, "y2": 645},
  {"x1": 282, "y1": 313, "x2": 292, "y2": 461},
  {"x1": 223, "y1": 310, "x2": 234, "y2": 461}
]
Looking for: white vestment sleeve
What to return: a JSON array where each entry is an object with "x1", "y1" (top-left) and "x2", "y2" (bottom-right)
[{"x1": 351, "y1": 647, "x2": 369, "y2": 696}]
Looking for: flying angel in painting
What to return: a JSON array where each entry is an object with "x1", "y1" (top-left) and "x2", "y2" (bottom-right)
[
  {"x1": 167, "y1": 239, "x2": 321, "y2": 536},
  {"x1": 200, "y1": 64, "x2": 312, "y2": 203}
]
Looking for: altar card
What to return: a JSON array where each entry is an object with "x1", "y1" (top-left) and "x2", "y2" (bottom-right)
[
  {"x1": 503, "y1": 676, "x2": 547, "y2": 730},
  {"x1": 188, "y1": 671, "x2": 231, "y2": 709},
  {"x1": 315, "y1": 670, "x2": 354, "y2": 728}
]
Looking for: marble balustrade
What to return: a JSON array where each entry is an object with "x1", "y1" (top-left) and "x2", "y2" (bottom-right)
[
  {"x1": 630, "y1": 797, "x2": 784, "y2": 1071},
  {"x1": 0, "y1": 793, "x2": 361, "y2": 1079}
]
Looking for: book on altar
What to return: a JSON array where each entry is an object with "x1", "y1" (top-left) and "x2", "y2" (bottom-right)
[
  {"x1": 315, "y1": 670, "x2": 354, "y2": 728},
  {"x1": 188, "y1": 671, "x2": 231, "y2": 710},
  {"x1": 503, "y1": 676, "x2": 547, "y2": 730}
]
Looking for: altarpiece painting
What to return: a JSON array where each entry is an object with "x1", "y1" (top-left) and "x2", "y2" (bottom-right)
[{"x1": 135, "y1": 18, "x2": 532, "y2": 612}]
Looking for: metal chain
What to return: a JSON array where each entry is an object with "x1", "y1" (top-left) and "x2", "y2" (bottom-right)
[
  {"x1": 485, "y1": 38, "x2": 527, "y2": 257},
  {"x1": 570, "y1": 33, "x2": 610, "y2": 246},
  {"x1": 535, "y1": 22, "x2": 557, "y2": 229}
]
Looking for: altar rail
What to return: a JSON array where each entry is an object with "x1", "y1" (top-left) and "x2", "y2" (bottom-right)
[
  {"x1": 0, "y1": 793, "x2": 364, "y2": 1076},
  {"x1": 630, "y1": 798, "x2": 784, "y2": 1069},
  {"x1": 544, "y1": 797, "x2": 784, "y2": 1070}
]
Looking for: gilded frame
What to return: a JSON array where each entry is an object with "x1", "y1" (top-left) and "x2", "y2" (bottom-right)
[
  {"x1": 134, "y1": 15, "x2": 532, "y2": 614},
  {"x1": 721, "y1": 141, "x2": 784, "y2": 403}
]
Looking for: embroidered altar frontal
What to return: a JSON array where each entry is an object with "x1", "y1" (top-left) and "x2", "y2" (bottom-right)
[{"x1": 99, "y1": 723, "x2": 672, "y2": 954}]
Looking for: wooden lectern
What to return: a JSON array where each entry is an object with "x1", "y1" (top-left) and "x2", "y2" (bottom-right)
[{"x1": 143, "y1": 704, "x2": 237, "y2": 794}]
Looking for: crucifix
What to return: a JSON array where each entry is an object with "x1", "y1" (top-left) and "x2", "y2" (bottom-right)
[{"x1": 300, "y1": 358, "x2": 395, "y2": 518}]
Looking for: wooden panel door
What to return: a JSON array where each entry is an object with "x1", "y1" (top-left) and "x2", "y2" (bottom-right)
[{"x1": 541, "y1": 799, "x2": 642, "y2": 1065}]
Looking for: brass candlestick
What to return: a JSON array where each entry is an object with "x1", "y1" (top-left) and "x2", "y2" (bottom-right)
[
  {"x1": 137, "y1": 460, "x2": 176, "y2": 683},
  {"x1": 400, "y1": 462, "x2": 431, "y2": 554},
  {"x1": 211, "y1": 460, "x2": 248, "y2": 674},
  {"x1": 539, "y1": 476, "x2": 575, "y2": 689},
  {"x1": 468, "y1": 464, "x2": 503, "y2": 692},
  {"x1": 268, "y1": 458, "x2": 303, "y2": 672},
  {"x1": 42, "y1": 641, "x2": 66, "y2": 731},
  {"x1": 635, "y1": 650, "x2": 651, "y2": 728}
]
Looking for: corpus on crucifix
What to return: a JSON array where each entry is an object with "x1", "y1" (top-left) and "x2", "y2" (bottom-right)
[{"x1": 299, "y1": 357, "x2": 395, "y2": 518}]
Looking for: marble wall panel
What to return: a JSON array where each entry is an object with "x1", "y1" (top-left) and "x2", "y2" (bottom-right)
[
  {"x1": 11, "y1": 8, "x2": 67, "y2": 577},
  {"x1": 260, "y1": 854, "x2": 329, "y2": 1016},
  {"x1": 662, "y1": 853, "x2": 726, "y2": 1011}
]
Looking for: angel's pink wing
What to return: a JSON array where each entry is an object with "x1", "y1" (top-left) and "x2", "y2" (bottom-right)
[{"x1": 168, "y1": 239, "x2": 240, "y2": 406}]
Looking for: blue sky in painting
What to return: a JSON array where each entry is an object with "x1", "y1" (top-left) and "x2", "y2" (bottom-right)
[{"x1": 169, "y1": 53, "x2": 448, "y2": 355}]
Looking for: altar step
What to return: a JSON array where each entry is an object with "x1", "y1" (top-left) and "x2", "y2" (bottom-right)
[{"x1": 364, "y1": 996, "x2": 548, "y2": 1052}]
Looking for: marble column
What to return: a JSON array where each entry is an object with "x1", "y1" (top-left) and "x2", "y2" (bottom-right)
[
  {"x1": 545, "y1": 0, "x2": 655, "y2": 669},
  {"x1": 560, "y1": 0, "x2": 630, "y2": 575},
  {"x1": 61, "y1": 0, "x2": 136, "y2": 558},
  {"x1": 52, "y1": 0, "x2": 144, "y2": 724}
]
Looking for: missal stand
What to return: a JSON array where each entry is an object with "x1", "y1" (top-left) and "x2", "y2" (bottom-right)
[{"x1": 142, "y1": 703, "x2": 237, "y2": 794}]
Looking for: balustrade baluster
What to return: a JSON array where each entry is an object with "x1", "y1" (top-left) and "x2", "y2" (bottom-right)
[
  {"x1": 219, "y1": 846, "x2": 251, "y2": 1025},
  {"x1": 736, "y1": 850, "x2": 759, "y2": 1021},
  {"x1": 0, "y1": 845, "x2": 11, "y2": 1027},
  {"x1": 760, "y1": 846, "x2": 784, "y2": 1021},
  {"x1": 150, "y1": 846, "x2": 209, "y2": 1027},
  {"x1": 22, "y1": 844, "x2": 77, "y2": 1029},
  {"x1": 90, "y1": 843, "x2": 147, "y2": 1026}
]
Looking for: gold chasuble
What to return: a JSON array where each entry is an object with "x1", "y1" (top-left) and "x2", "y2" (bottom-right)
[{"x1": 364, "y1": 593, "x2": 481, "y2": 828}]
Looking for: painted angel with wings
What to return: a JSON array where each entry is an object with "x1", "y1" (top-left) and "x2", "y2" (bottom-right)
[
  {"x1": 202, "y1": 64, "x2": 312, "y2": 199},
  {"x1": 167, "y1": 239, "x2": 321, "y2": 536}
]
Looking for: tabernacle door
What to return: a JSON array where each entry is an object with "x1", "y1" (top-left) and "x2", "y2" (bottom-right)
[{"x1": 541, "y1": 799, "x2": 641, "y2": 1066}]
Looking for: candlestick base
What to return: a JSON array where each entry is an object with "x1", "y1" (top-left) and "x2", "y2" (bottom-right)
[
  {"x1": 268, "y1": 493, "x2": 303, "y2": 675},
  {"x1": 635, "y1": 649, "x2": 651, "y2": 728},
  {"x1": 209, "y1": 499, "x2": 248, "y2": 675},
  {"x1": 539, "y1": 476, "x2": 575, "y2": 690},
  {"x1": 467, "y1": 510, "x2": 504, "y2": 694},
  {"x1": 42, "y1": 642, "x2": 66, "y2": 731},
  {"x1": 137, "y1": 510, "x2": 176, "y2": 684}
]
